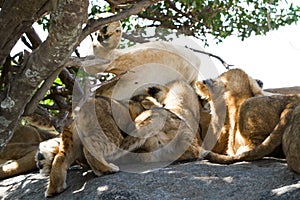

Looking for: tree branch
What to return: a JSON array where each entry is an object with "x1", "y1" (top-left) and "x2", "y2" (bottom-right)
[
  {"x1": 185, "y1": 46, "x2": 234, "y2": 70},
  {"x1": 25, "y1": 27, "x2": 43, "y2": 49},
  {"x1": 122, "y1": 32, "x2": 150, "y2": 43},
  {"x1": 79, "y1": 0, "x2": 161, "y2": 42},
  {"x1": 23, "y1": 67, "x2": 62, "y2": 115}
]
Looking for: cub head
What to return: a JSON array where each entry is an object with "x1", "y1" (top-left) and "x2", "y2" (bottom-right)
[
  {"x1": 128, "y1": 94, "x2": 162, "y2": 120},
  {"x1": 194, "y1": 68, "x2": 263, "y2": 101},
  {"x1": 146, "y1": 85, "x2": 169, "y2": 104}
]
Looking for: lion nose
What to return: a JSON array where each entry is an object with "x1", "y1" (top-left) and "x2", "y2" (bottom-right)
[
  {"x1": 37, "y1": 152, "x2": 45, "y2": 160},
  {"x1": 256, "y1": 79, "x2": 263, "y2": 88},
  {"x1": 202, "y1": 79, "x2": 213, "y2": 86}
]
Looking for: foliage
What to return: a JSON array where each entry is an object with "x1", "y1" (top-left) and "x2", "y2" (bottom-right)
[
  {"x1": 36, "y1": 0, "x2": 300, "y2": 45},
  {"x1": 137, "y1": 0, "x2": 300, "y2": 44}
]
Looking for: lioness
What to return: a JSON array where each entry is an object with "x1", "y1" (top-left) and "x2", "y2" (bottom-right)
[
  {"x1": 194, "y1": 68, "x2": 300, "y2": 165},
  {"x1": 0, "y1": 125, "x2": 57, "y2": 179}
]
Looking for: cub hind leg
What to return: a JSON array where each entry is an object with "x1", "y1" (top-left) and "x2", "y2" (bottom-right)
[{"x1": 46, "y1": 124, "x2": 83, "y2": 197}]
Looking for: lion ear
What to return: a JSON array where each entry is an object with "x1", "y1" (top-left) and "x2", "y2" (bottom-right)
[
  {"x1": 193, "y1": 81, "x2": 207, "y2": 96},
  {"x1": 248, "y1": 76, "x2": 263, "y2": 96}
]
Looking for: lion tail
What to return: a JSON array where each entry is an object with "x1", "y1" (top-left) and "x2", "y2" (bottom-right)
[{"x1": 204, "y1": 107, "x2": 294, "y2": 164}]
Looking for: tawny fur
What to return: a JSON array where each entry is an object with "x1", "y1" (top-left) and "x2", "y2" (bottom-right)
[
  {"x1": 0, "y1": 125, "x2": 58, "y2": 179},
  {"x1": 110, "y1": 80, "x2": 202, "y2": 163},
  {"x1": 194, "y1": 68, "x2": 263, "y2": 155},
  {"x1": 283, "y1": 105, "x2": 300, "y2": 173},
  {"x1": 194, "y1": 68, "x2": 300, "y2": 165},
  {"x1": 44, "y1": 93, "x2": 163, "y2": 197},
  {"x1": 44, "y1": 80, "x2": 204, "y2": 197},
  {"x1": 91, "y1": 13, "x2": 122, "y2": 61},
  {"x1": 45, "y1": 96, "x2": 128, "y2": 197},
  {"x1": 42, "y1": 17, "x2": 206, "y2": 196},
  {"x1": 85, "y1": 16, "x2": 201, "y2": 101}
]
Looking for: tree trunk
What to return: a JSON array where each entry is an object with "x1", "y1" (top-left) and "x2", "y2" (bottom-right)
[{"x1": 0, "y1": 0, "x2": 89, "y2": 151}]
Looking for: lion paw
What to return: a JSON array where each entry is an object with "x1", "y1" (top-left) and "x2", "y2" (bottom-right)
[
  {"x1": 35, "y1": 137, "x2": 61, "y2": 174},
  {"x1": 93, "y1": 163, "x2": 119, "y2": 176},
  {"x1": 45, "y1": 181, "x2": 67, "y2": 197},
  {"x1": 107, "y1": 163, "x2": 119, "y2": 173}
]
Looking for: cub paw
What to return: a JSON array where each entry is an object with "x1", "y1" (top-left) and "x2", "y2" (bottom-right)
[
  {"x1": 93, "y1": 163, "x2": 120, "y2": 176},
  {"x1": 45, "y1": 181, "x2": 67, "y2": 197},
  {"x1": 107, "y1": 163, "x2": 119, "y2": 173},
  {"x1": 35, "y1": 137, "x2": 61, "y2": 174}
]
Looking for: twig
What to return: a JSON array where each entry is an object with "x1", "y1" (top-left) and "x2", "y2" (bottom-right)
[
  {"x1": 59, "y1": 68, "x2": 75, "y2": 91},
  {"x1": 24, "y1": 67, "x2": 62, "y2": 115},
  {"x1": 25, "y1": 27, "x2": 42, "y2": 49},
  {"x1": 21, "y1": 36, "x2": 33, "y2": 49},
  {"x1": 185, "y1": 46, "x2": 233, "y2": 70},
  {"x1": 79, "y1": 0, "x2": 161, "y2": 42}
]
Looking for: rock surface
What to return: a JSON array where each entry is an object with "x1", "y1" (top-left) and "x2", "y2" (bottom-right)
[
  {"x1": 1, "y1": 158, "x2": 300, "y2": 200},
  {"x1": 265, "y1": 86, "x2": 300, "y2": 94}
]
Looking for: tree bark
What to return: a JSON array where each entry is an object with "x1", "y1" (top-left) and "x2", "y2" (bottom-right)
[
  {"x1": 0, "y1": 0, "x2": 89, "y2": 150},
  {"x1": 0, "y1": 0, "x2": 50, "y2": 65}
]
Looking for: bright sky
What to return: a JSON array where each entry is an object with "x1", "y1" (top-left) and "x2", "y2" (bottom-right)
[{"x1": 205, "y1": 23, "x2": 300, "y2": 89}]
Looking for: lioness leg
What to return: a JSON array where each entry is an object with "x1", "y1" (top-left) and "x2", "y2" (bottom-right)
[
  {"x1": 0, "y1": 146, "x2": 37, "y2": 179},
  {"x1": 46, "y1": 125, "x2": 82, "y2": 197},
  {"x1": 205, "y1": 107, "x2": 294, "y2": 164}
]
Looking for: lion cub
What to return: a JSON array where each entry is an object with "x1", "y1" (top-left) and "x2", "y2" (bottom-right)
[
  {"x1": 194, "y1": 68, "x2": 263, "y2": 155},
  {"x1": 194, "y1": 68, "x2": 300, "y2": 164},
  {"x1": 110, "y1": 80, "x2": 202, "y2": 163},
  {"x1": 44, "y1": 95, "x2": 140, "y2": 197}
]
